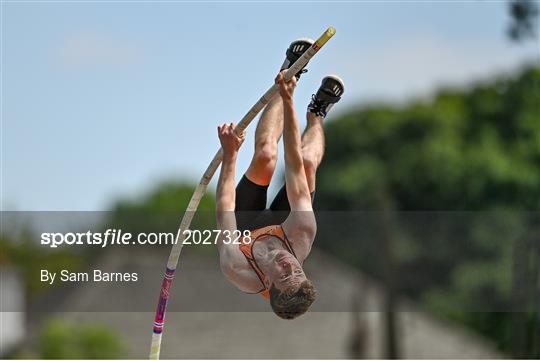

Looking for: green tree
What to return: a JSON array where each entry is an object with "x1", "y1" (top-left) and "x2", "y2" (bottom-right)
[
  {"x1": 508, "y1": 0, "x2": 539, "y2": 41},
  {"x1": 315, "y1": 66, "x2": 540, "y2": 356},
  {"x1": 0, "y1": 235, "x2": 81, "y2": 295},
  {"x1": 104, "y1": 181, "x2": 216, "y2": 252},
  {"x1": 38, "y1": 320, "x2": 124, "y2": 359}
]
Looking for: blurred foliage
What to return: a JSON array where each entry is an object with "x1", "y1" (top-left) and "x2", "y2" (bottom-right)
[
  {"x1": 111, "y1": 181, "x2": 215, "y2": 214},
  {"x1": 318, "y1": 67, "x2": 540, "y2": 211},
  {"x1": 105, "y1": 181, "x2": 217, "y2": 252},
  {"x1": 315, "y1": 65, "x2": 540, "y2": 356},
  {"x1": 0, "y1": 234, "x2": 81, "y2": 295},
  {"x1": 37, "y1": 320, "x2": 124, "y2": 359}
]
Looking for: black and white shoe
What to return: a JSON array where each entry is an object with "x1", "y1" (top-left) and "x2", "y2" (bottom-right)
[
  {"x1": 280, "y1": 38, "x2": 314, "y2": 79},
  {"x1": 307, "y1": 75, "x2": 345, "y2": 118}
]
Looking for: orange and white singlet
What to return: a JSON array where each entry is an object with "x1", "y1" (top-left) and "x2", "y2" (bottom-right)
[{"x1": 238, "y1": 224, "x2": 297, "y2": 299}]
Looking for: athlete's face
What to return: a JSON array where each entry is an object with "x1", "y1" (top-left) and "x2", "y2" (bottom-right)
[{"x1": 267, "y1": 250, "x2": 307, "y2": 290}]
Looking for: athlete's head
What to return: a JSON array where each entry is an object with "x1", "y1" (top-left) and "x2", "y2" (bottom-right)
[
  {"x1": 265, "y1": 250, "x2": 317, "y2": 319},
  {"x1": 269, "y1": 279, "x2": 316, "y2": 319}
]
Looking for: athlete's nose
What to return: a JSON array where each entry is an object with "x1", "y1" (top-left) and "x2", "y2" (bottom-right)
[{"x1": 285, "y1": 262, "x2": 293, "y2": 272}]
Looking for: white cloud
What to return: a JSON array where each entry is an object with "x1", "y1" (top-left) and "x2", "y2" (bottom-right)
[
  {"x1": 52, "y1": 31, "x2": 147, "y2": 69},
  {"x1": 334, "y1": 34, "x2": 538, "y2": 104}
]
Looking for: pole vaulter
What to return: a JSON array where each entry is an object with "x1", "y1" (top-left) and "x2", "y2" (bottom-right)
[{"x1": 149, "y1": 26, "x2": 336, "y2": 360}]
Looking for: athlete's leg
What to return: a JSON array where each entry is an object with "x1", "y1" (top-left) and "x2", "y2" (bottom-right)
[
  {"x1": 301, "y1": 112, "x2": 325, "y2": 192},
  {"x1": 302, "y1": 75, "x2": 345, "y2": 191},
  {"x1": 244, "y1": 37, "x2": 314, "y2": 186},
  {"x1": 235, "y1": 39, "x2": 314, "y2": 229},
  {"x1": 235, "y1": 97, "x2": 283, "y2": 230},
  {"x1": 244, "y1": 93, "x2": 284, "y2": 186},
  {"x1": 267, "y1": 113, "x2": 321, "y2": 213}
]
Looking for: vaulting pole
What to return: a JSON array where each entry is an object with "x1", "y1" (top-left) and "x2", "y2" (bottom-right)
[{"x1": 149, "y1": 27, "x2": 336, "y2": 360}]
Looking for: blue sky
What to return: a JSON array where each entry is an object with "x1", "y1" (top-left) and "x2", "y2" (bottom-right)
[{"x1": 2, "y1": 1, "x2": 538, "y2": 211}]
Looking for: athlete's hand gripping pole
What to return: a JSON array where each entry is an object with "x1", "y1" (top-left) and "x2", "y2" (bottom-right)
[{"x1": 149, "y1": 26, "x2": 336, "y2": 360}]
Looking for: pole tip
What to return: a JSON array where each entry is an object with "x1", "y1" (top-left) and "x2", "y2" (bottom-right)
[
  {"x1": 314, "y1": 26, "x2": 336, "y2": 49},
  {"x1": 326, "y1": 26, "x2": 336, "y2": 36}
]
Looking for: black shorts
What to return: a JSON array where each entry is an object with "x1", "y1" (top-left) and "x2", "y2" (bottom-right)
[{"x1": 235, "y1": 175, "x2": 315, "y2": 231}]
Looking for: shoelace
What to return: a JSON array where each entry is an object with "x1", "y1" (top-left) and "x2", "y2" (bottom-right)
[{"x1": 308, "y1": 94, "x2": 328, "y2": 117}]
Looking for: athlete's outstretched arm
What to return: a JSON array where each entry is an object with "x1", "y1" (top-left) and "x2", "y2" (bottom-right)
[
  {"x1": 276, "y1": 71, "x2": 316, "y2": 251},
  {"x1": 276, "y1": 71, "x2": 313, "y2": 212},
  {"x1": 216, "y1": 123, "x2": 244, "y2": 233},
  {"x1": 215, "y1": 123, "x2": 254, "y2": 282}
]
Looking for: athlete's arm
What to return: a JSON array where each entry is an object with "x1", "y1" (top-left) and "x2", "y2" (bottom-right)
[
  {"x1": 216, "y1": 123, "x2": 243, "y2": 230},
  {"x1": 215, "y1": 123, "x2": 251, "y2": 280},
  {"x1": 276, "y1": 71, "x2": 313, "y2": 211},
  {"x1": 275, "y1": 72, "x2": 316, "y2": 255}
]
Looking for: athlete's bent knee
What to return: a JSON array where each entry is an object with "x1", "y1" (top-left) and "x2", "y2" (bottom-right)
[
  {"x1": 254, "y1": 141, "x2": 278, "y2": 167},
  {"x1": 302, "y1": 153, "x2": 318, "y2": 175}
]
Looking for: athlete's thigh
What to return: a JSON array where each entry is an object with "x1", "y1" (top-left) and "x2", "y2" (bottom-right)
[
  {"x1": 235, "y1": 175, "x2": 268, "y2": 230},
  {"x1": 269, "y1": 184, "x2": 315, "y2": 211}
]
